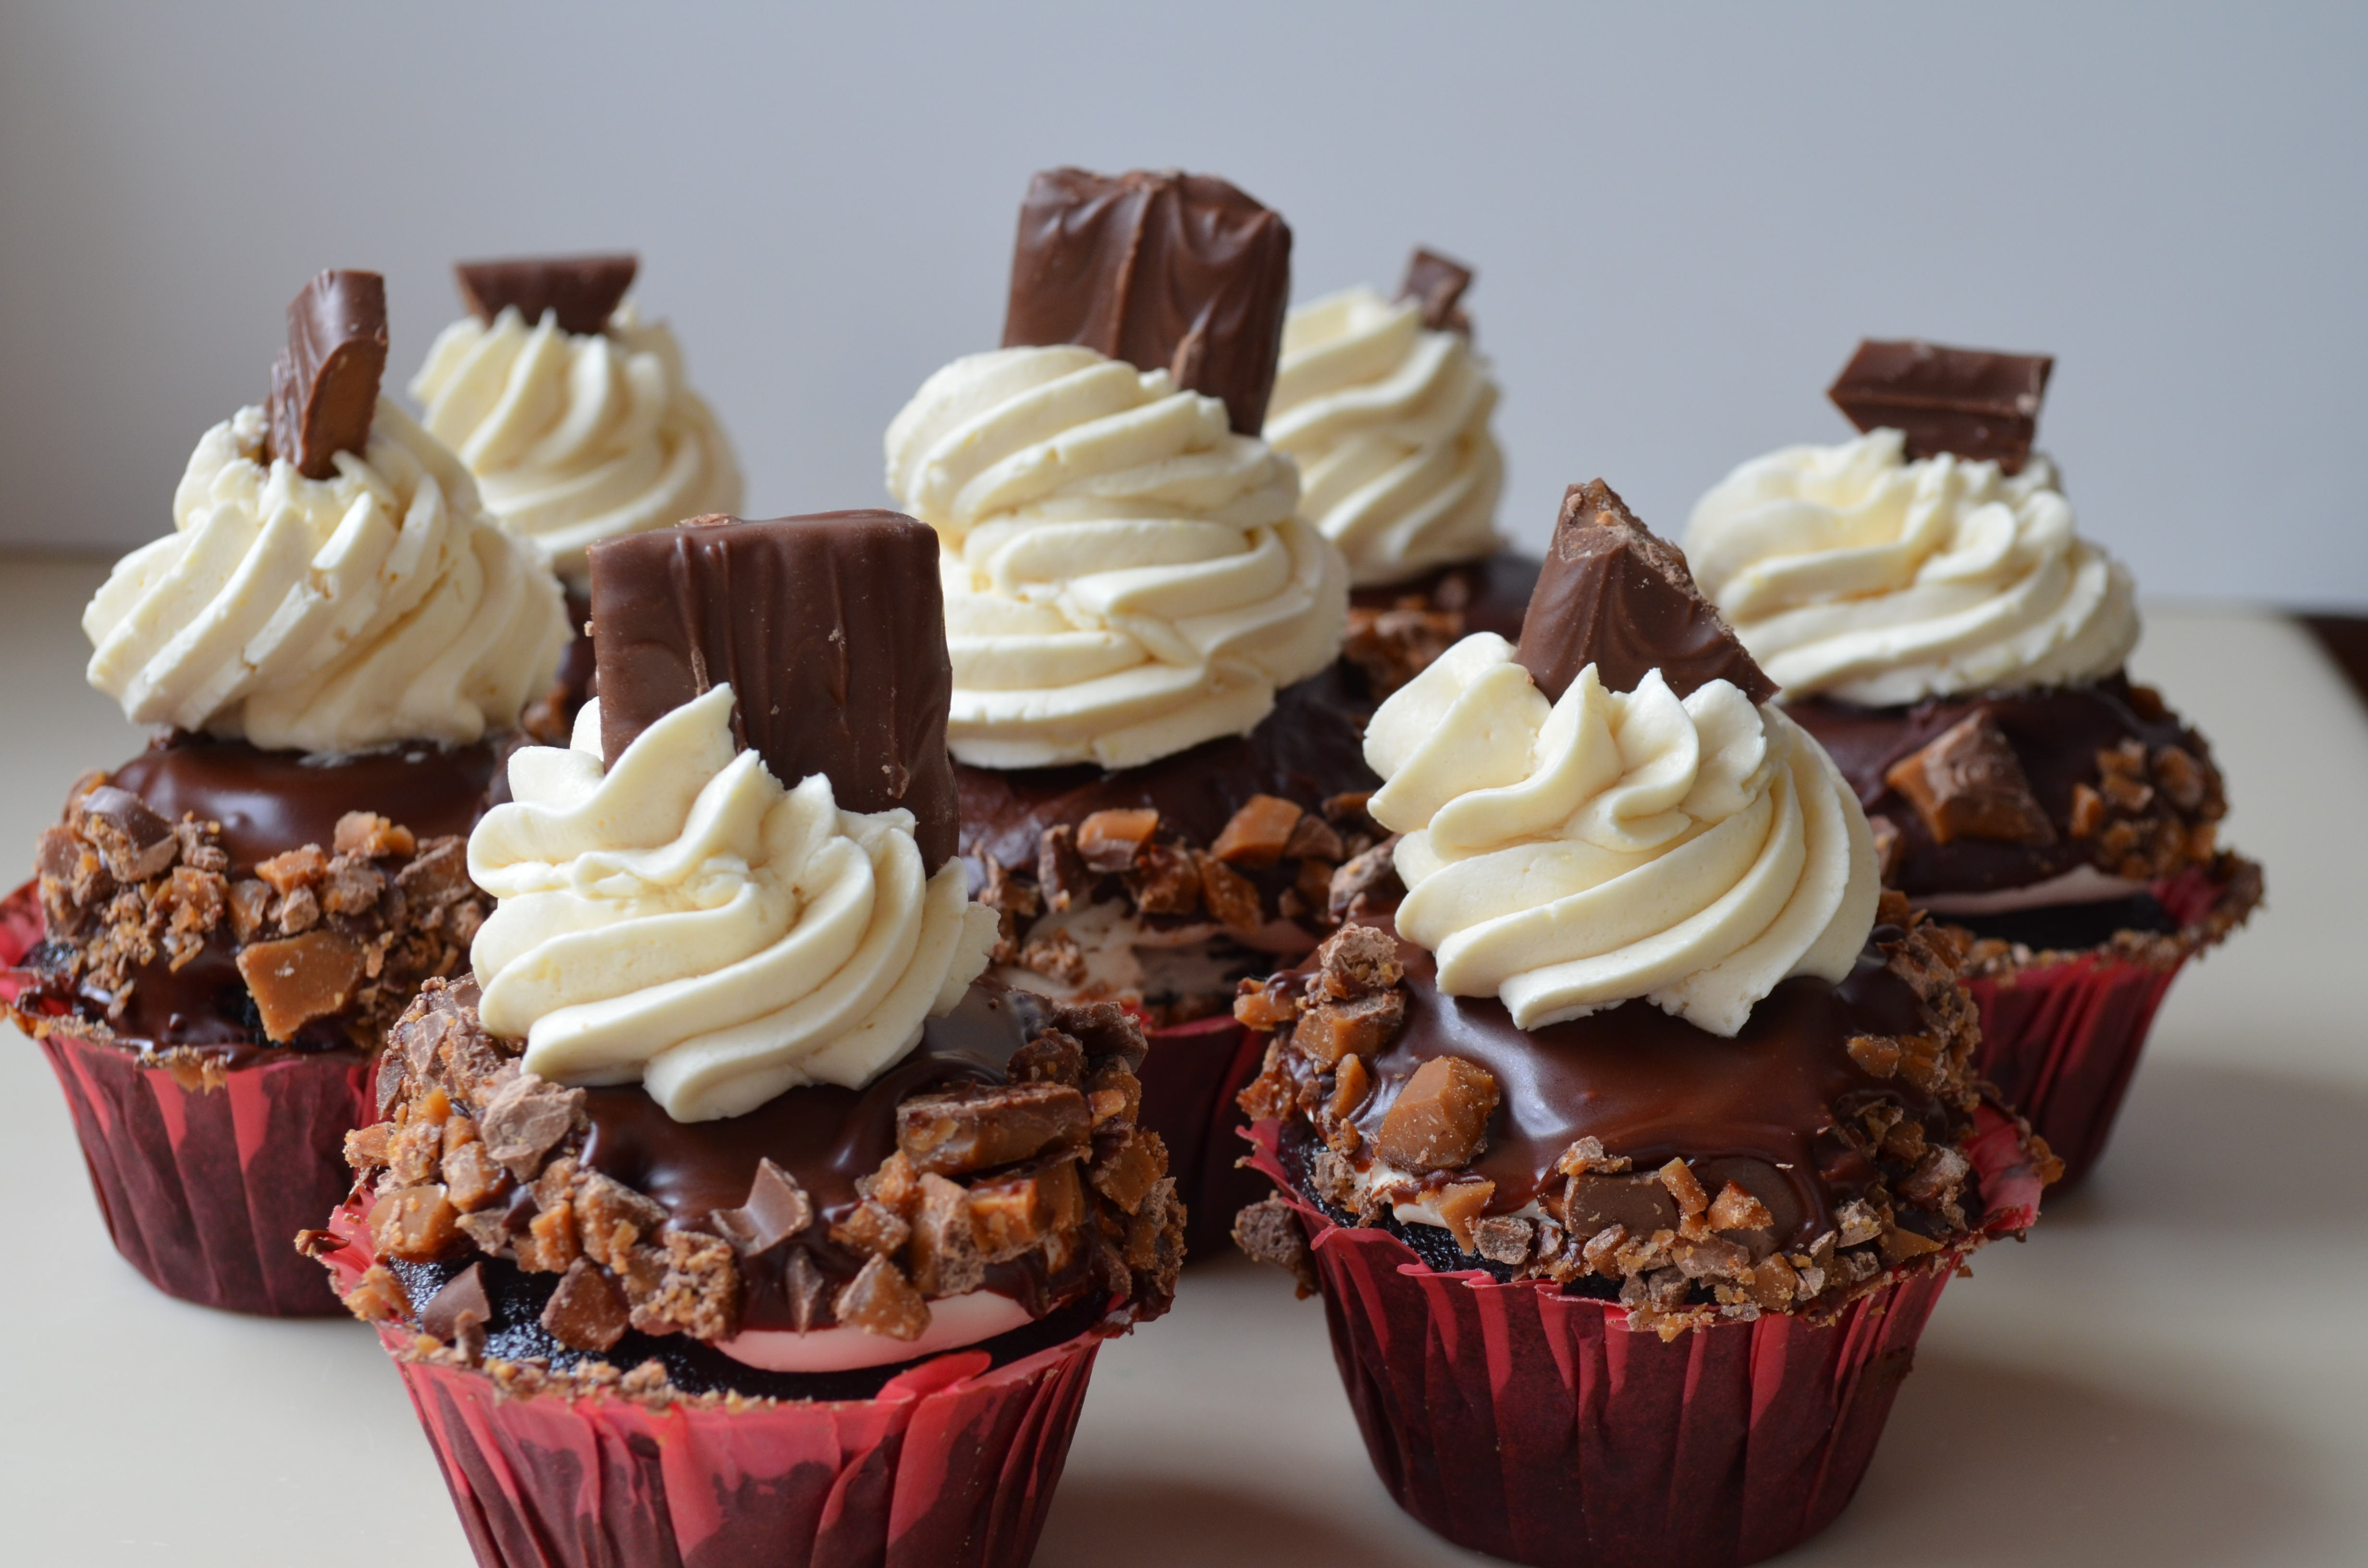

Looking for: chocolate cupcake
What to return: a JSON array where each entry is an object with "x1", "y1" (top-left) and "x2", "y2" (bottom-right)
[
  {"x1": 885, "y1": 169, "x2": 1379, "y2": 1250},
  {"x1": 313, "y1": 512, "x2": 1181, "y2": 1568},
  {"x1": 413, "y1": 252, "x2": 745, "y2": 724},
  {"x1": 4, "y1": 270, "x2": 567, "y2": 1315},
  {"x1": 1265, "y1": 246, "x2": 1541, "y2": 694},
  {"x1": 1232, "y1": 481, "x2": 2050, "y2": 1568},
  {"x1": 1684, "y1": 340, "x2": 2262, "y2": 1183}
]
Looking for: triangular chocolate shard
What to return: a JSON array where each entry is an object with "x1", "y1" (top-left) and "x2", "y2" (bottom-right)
[
  {"x1": 1002, "y1": 168, "x2": 1292, "y2": 435},
  {"x1": 1397, "y1": 247, "x2": 1474, "y2": 335},
  {"x1": 1514, "y1": 479, "x2": 1778, "y2": 705},
  {"x1": 586, "y1": 510, "x2": 958, "y2": 870},
  {"x1": 1827, "y1": 339, "x2": 2054, "y2": 475},
  {"x1": 455, "y1": 253, "x2": 639, "y2": 336},
  {"x1": 264, "y1": 270, "x2": 387, "y2": 480},
  {"x1": 710, "y1": 1158, "x2": 814, "y2": 1256}
]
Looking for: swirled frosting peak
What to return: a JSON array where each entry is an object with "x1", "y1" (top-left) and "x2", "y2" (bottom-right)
[
  {"x1": 884, "y1": 344, "x2": 1348, "y2": 769},
  {"x1": 1364, "y1": 634, "x2": 1878, "y2": 1034},
  {"x1": 1265, "y1": 286, "x2": 1504, "y2": 586},
  {"x1": 1684, "y1": 429, "x2": 2138, "y2": 704},
  {"x1": 412, "y1": 304, "x2": 743, "y2": 582},
  {"x1": 468, "y1": 686, "x2": 998, "y2": 1122},
  {"x1": 83, "y1": 401, "x2": 567, "y2": 754}
]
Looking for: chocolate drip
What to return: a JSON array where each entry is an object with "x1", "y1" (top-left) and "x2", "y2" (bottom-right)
[
  {"x1": 265, "y1": 270, "x2": 388, "y2": 480},
  {"x1": 1827, "y1": 339, "x2": 2054, "y2": 475},
  {"x1": 1515, "y1": 480, "x2": 1777, "y2": 705},
  {"x1": 1003, "y1": 168, "x2": 1292, "y2": 436},
  {"x1": 455, "y1": 253, "x2": 639, "y2": 337}
]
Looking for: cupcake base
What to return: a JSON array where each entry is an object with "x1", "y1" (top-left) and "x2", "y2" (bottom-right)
[{"x1": 1247, "y1": 1107, "x2": 2043, "y2": 1568}]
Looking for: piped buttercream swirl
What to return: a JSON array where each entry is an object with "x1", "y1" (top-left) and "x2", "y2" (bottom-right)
[
  {"x1": 83, "y1": 401, "x2": 567, "y2": 754},
  {"x1": 1684, "y1": 429, "x2": 2137, "y2": 704},
  {"x1": 412, "y1": 304, "x2": 743, "y2": 583},
  {"x1": 1264, "y1": 286, "x2": 1504, "y2": 586},
  {"x1": 467, "y1": 686, "x2": 998, "y2": 1122},
  {"x1": 884, "y1": 345, "x2": 1347, "y2": 769},
  {"x1": 1364, "y1": 634, "x2": 1878, "y2": 1035}
]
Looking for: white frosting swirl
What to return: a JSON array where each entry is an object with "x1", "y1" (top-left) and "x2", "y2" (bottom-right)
[
  {"x1": 467, "y1": 687, "x2": 998, "y2": 1122},
  {"x1": 884, "y1": 346, "x2": 1347, "y2": 770},
  {"x1": 1365, "y1": 634, "x2": 1878, "y2": 1035},
  {"x1": 1264, "y1": 287, "x2": 1504, "y2": 586},
  {"x1": 1684, "y1": 429, "x2": 2138, "y2": 704},
  {"x1": 83, "y1": 401, "x2": 567, "y2": 754},
  {"x1": 412, "y1": 304, "x2": 743, "y2": 583}
]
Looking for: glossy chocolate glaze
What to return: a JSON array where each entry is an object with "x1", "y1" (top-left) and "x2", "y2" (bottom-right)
[
  {"x1": 577, "y1": 983, "x2": 1092, "y2": 1332},
  {"x1": 1348, "y1": 549, "x2": 1541, "y2": 643},
  {"x1": 957, "y1": 666, "x2": 1378, "y2": 872},
  {"x1": 1788, "y1": 674, "x2": 2209, "y2": 897},
  {"x1": 1351, "y1": 939, "x2": 1959, "y2": 1251}
]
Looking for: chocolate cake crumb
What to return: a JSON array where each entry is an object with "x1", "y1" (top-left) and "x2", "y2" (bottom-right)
[{"x1": 1233, "y1": 1194, "x2": 1318, "y2": 1297}]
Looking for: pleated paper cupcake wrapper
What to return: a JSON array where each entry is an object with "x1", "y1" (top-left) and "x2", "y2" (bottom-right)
[
  {"x1": 3, "y1": 878, "x2": 370, "y2": 1316},
  {"x1": 1245, "y1": 1106, "x2": 2044, "y2": 1568},
  {"x1": 1137, "y1": 1011, "x2": 1269, "y2": 1260},
  {"x1": 318, "y1": 1203, "x2": 1105, "y2": 1568},
  {"x1": 1966, "y1": 861, "x2": 2258, "y2": 1188}
]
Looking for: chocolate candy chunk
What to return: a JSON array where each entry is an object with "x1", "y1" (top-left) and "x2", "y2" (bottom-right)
[
  {"x1": 419, "y1": 1262, "x2": 491, "y2": 1343},
  {"x1": 235, "y1": 930, "x2": 364, "y2": 1041},
  {"x1": 1828, "y1": 339, "x2": 2054, "y2": 475},
  {"x1": 1374, "y1": 1054, "x2": 1499, "y2": 1173},
  {"x1": 588, "y1": 511, "x2": 958, "y2": 870},
  {"x1": 72, "y1": 784, "x2": 178, "y2": 882},
  {"x1": 266, "y1": 270, "x2": 388, "y2": 480},
  {"x1": 1397, "y1": 247, "x2": 1474, "y2": 335},
  {"x1": 1883, "y1": 710, "x2": 2058, "y2": 846},
  {"x1": 541, "y1": 1257, "x2": 630, "y2": 1351},
  {"x1": 895, "y1": 1081, "x2": 1091, "y2": 1176},
  {"x1": 1515, "y1": 479, "x2": 1778, "y2": 705},
  {"x1": 709, "y1": 1157, "x2": 814, "y2": 1256},
  {"x1": 455, "y1": 253, "x2": 639, "y2": 336},
  {"x1": 1003, "y1": 168, "x2": 1292, "y2": 435}
]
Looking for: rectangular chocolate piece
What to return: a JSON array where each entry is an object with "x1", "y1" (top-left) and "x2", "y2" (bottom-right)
[
  {"x1": 587, "y1": 512, "x2": 958, "y2": 870},
  {"x1": 1397, "y1": 247, "x2": 1474, "y2": 335},
  {"x1": 266, "y1": 270, "x2": 387, "y2": 481},
  {"x1": 1515, "y1": 480, "x2": 1777, "y2": 705},
  {"x1": 1827, "y1": 339, "x2": 2054, "y2": 474},
  {"x1": 1002, "y1": 168, "x2": 1291, "y2": 435},
  {"x1": 456, "y1": 253, "x2": 639, "y2": 336}
]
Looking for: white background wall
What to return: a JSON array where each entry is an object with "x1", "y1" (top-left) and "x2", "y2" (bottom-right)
[{"x1": 2, "y1": 2, "x2": 2360, "y2": 606}]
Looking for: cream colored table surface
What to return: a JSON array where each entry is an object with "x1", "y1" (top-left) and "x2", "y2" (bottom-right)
[{"x1": 2, "y1": 553, "x2": 2361, "y2": 1568}]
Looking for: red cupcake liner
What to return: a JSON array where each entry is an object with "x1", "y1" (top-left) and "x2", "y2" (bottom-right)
[
  {"x1": 1246, "y1": 1106, "x2": 2043, "y2": 1568},
  {"x1": 318, "y1": 1205, "x2": 1106, "y2": 1568},
  {"x1": 3, "y1": 878, "x2": 370, "y2": 1316},
  {"x1": 1964, "y1": 863, "x2": 2254, "y2": 1187},
  {"x1": 1136, "y1": 1012, "x2": 1268, "y2": 1259}
]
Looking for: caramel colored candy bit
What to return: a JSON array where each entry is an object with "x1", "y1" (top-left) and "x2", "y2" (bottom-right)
[
  {"x1": 1283, "y1": 812, "x2": 1344, "y2": 863},
  {"x1": 1554, "y1": 1135, "x2": 1631, "y2": 1177},
  {"x1": 266, "y1": 270, "x2": 389, "y2": 480},
  {"x1": 2153, "y1": 745, "x2": 2208, "y2": 810},
  {"x1": 235, "y1": 930, "x2": 364, "y2": 1041},
  {"x1": 541, "y1": 1258, "x2": 631, "y2": 1351},
  {"x1": 630, "y1": 1231, "x2": 740, "y2": 1341},
  {"x1": 368, "y1": 1184, "x2": 461, "y2": 1262},
  {"x1": 1656, "y1": 1158, "x2": 1710, "y2": 1218},
  {"x1": 1833, "y1": 1199, "x2": 1884, "y2": 1248},
  {"x1": 1326, "y1": 1054, "x2": 1372, "y2": 1121},
  {"x1": 1197, "y1": 854, "x2": 1265, "y2": 932},
  {"x1": 1867, "y1": 814, "x2": 1903, "y2": 883},
  {"x1": 835, "y1": 1253, "x2": 930, "y2": 1340},
  {"x1": 441, "y1": 1141, "x2": 506, "y2": 1212},
  {"x1": 1233, "y1": 1195, "x2": 1317, "y2": 1298},
  {"x1": 1315, "y1": 923, "x2": 1403, "y2": 999},
  {"x1": 1875, "y1": 887, "x2": 1913, "y2": 929},
  {"x1": 711, "y1": 1157, "x2": 814, "y2": 1255},
  {"x1": 907, "y1": 1173, "x2": 986, "y2": 1296},
  {"x1": 1707, "y1": 1182, "x2": 1774, "y2": 1234},
  {"x1": 1878, "y1": 1221, "x2": 1946, "y2": 1265},
  {"x1": 1432, "y1": 1176, "x2": 1496, "y2": 1253},
  {"x1": 574, "y1": 1171, "x2": 669, "y2": 1268},
  {"x1": 1293, "y1": 991, "x2": 1406, "y2": 1070},
  {"x1": 1211, "y1": 795, "x2": 1305, "y2": 867},
  {"x1": 1126, "y1": 841, "x2": 1204, "y2": 915},
  {"x1": 1233, "y1": 975, "x2": 1300, "y2": 1032},
  {"x1": 344, "y1": 1123, "x2": 394, "y2": 1172},
  {"x1": 829, "y1": 1198, "x2": 912, "y2": 1260},
  {"x1": 1883, "y1": 710, "x2": 2056, "y2": 846},
  {"x1": 897, "y1": 1082, "x2": 1092, "y2": 1176},
  {"x1": 519, "y1": 1200, "x2": 581, "y2": 1273},
  {"x1": 2067, "y1": 782, "x2": 2105, "y2": 838},
  {"x1": 1374, "y1": 1056, "x2": 1499, "y2": 1172},
  {"x1": 1008, "y1": 1029, "x2": 1086, "y2": 1086},
  {"x1": 341, "y1": 1264, "x2": 411, "y2": 1323},
  {"x1": 1083, "y1": 1060, "x2": 1142, "y2": 1127},
  {"x1": 1090, "y1": 1126, "x2": 1167, "y2": 1214},
  {"x1": 1473, "y1": 1214, "x2": 1534, "y2": 1267},
  {"x1": 254, "y1": 844, "x2": 328, "y2": 896},
  {"x1": 860, "y1": 1150, "x2": 923, "y2": 1217},
  {"x1": 333, "y1": 810, "x2": 416, "y2": 859},
  {"x1": 1846, "y1": 1034, "x2": 1902, "y2": 1079},
  {"x1": 71, "y1": 785, "x2": 179, "y2": 882},
  {"x1": 969, "y1": 1165, "x2": 1078, "y2": 1262},
  {"x1": 1076, "y1": 808, "x2": 1159, "y2": 872}
]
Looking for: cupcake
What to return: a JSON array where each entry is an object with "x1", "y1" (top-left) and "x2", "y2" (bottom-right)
[
  {"x1": 1232, "y1": 480, "x2": 2050, "y2": 1568},
  {"x1": 1264, "y1": 247, "x2": 1537, "y2": 693},
  {"x1": 4, "y1": 270, "x2": 567, "y2": 1314},
  {"x1": 312, "y1": 511, "x2": 1182, "y2": 1568},
  {"x1": 886, "y1": 169, "x2": 1379, "y2": 1251},
  {"x1": 412, "y1": 252, "x2": 744, "y2": 723},
  {"x1": 1684, "y1": 341, "x2": 2262, "y2": 1183}
]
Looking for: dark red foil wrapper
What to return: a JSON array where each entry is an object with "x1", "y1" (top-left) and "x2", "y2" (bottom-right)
[
  {"x1": 1247, "y1": 1107, "x2": 2043, "y2": 1568},
  {"x1": 1136, "y1": 1012, "x2": 1268, "y2": 1259},
  {"x1": 3, "y1": 879, "x2": 368, "y2": 1316},
  {"x1": 319, "y1": 1203, "x2": 1104, "y2": 1568},
  {"x1": 1965, "y1": 865, "x2": 2245, "y2": 1187}
]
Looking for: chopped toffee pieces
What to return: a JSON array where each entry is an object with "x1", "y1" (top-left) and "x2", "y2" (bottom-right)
[
  {"x1": 1884, "y1": 711, "x2": 2057, "y2": 846},
  {"x1": 265, "y1": 270, "x2": 389, "y2": 480},
  {"x1": 542, "y1": 1258, "x2": 632, "y2": 1351},
  {"x1": 1374, "y1": 1056, "x2": 1499, "y2": 1172},
  {"x1": 588, "y1": 512, "x2": 959, "y2": 870},
  {"x1": 897, "y1": 1082, "x2": 1093, "y2": 1176},
  {"x1": 1397, "y1": 247, "x2": 1475, "y2": 335},
  {"x1": 1516, "y1": 480, "x2": 1778, "y2": 706},
  {"x1": 1344, "y1": 600, "x2": 1465, "y2": 697},
  {"x1": 1827, "y1": 339, "x2": 2054, "y2": 475},
  {"x1": 455, "y1": 253, "x2": 639, "y2": 336},
  {"x1": 235, "y1": 930, "x2": 364, "y2": 1041},
  {"x1": 1003, "y1": 167, "x2": 1293, "y2": 435}
]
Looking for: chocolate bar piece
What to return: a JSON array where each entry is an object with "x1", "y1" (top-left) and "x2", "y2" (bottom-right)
[
  {"x1": 455, "y1": 253, "x2": 639, "y2": 336},
  {"x1": 1515, "y1": 480, "x2": 1778, "y2": 705},
  {"x1": 265, "y1": 270, "x2": 387, "y2": 480},
  {"x1": 1397, "y1": 247, "x2": 1474, "y2": 335},
  {"x1": 587, "y1": 511, "x2": 958, "y2": 870},
  {"x1": 1883, "y1": 710, "x2": 2057, "y2": 846},
  {"x1": 1827, "y1": 339, "x2": 2054, "y2": 474},
  {"x1": 1003, "y1": 168, "x2": 1291, "y2": 435}
]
